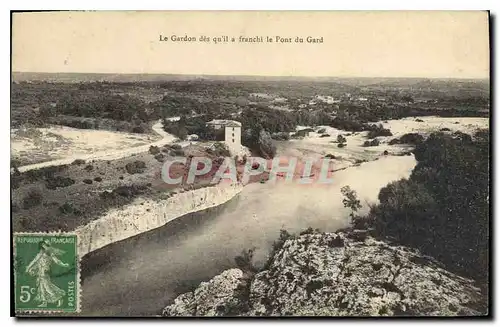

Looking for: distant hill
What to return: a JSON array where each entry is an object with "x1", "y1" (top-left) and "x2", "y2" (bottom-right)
[
  {"x1": 12, "y1": 72, "x2": 211, "y2": 83},
  {"x1": 11, "y1": 72, "x2": 490, "y2": 87},
  {"x1": 12, "y1": 72, "x2": 356, "y2": 83}
]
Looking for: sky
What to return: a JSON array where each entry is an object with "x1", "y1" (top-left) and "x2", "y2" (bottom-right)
[{"x1": 12, "y1": 11, "x2": 490, "y2": 79}]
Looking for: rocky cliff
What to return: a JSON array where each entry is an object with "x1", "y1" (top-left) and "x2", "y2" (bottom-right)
[
  {"x1": 76, "y1": 183, "x2": 242, "y2": 257},
  {"x1": 163, "y1": 231, "x2": 486, "y2": 317}
]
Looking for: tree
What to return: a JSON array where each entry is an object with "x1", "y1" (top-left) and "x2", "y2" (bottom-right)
[
  {"x1": 401, "y1": 95, "x2": 414, "y2": 103},
  {"x1": 177, "y1": 127, "x2": 188, "y2": 141},
  {"x1": 340, "y1": 186, "x2": 361, "y2": 221},
  {"x1": 234, "y1": 247, "x2": 257, "y2": 274},
  {"x1": 369, "y1": 131, "x2": 489, "y2": 284},
  {"x1": 258, "y1": 130, "x2": 277, "y2": 159}
]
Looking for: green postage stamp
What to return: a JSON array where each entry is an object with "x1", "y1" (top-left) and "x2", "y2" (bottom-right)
[{"x1": 13, "y1": 233, "x2": 80, "y2": 313}]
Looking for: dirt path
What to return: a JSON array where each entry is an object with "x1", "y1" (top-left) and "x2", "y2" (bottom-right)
[{"x1": 17, "y1": 120, "x2": 176, "y2": 173}]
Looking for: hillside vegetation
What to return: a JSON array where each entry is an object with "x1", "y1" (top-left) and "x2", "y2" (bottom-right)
[{"x1": 357, "y1": 129, "x2": 489, "y2": 286}]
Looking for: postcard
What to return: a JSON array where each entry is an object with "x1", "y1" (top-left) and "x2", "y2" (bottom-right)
[{"x1": 11, "y1": 11, "x2": 490, "y2": 317}]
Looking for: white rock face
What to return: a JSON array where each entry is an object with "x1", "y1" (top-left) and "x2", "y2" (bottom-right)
[
  {"x1": 75, "y1": 183, "x2": 243, "y2": 257},
  {"x1": 163, "y1": 269, "x2": 243, "y2": 316},
  {"x1": 163, "y1": 231, "x2": 485, "y2": 317}
]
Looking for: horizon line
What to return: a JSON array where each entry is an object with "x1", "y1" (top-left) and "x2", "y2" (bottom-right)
[{"x1": 11, "y1": 71, "x2": 490, "y2": 81}]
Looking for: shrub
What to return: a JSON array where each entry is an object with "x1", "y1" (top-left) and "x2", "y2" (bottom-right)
[
  {"x1": 367, "y1": 124, "x2": 392, "y2": 139},
  {"x1": 324, "y1": 154, "x2": 337, "y2": 159},
  {"x1": 125, "y1": 161, "x2": 146, "y2": 174},
  {"x1": 11, "y1": 175, "x2": 21, "y2": 189},
  {"x1": 71, "y1": 159, "x2": 86, "y2": 165},
  {"x1": 94, "y1": 176, "x2": 103, "y2": 182},
  {"x1": 207, "y1": 142, "x2": 231, "y2": 157},
  {"x1": 22, "y1": 189, "x2": 43, "y2": 209},
  {"x1": 296, "y1": 128, "x2": 314, "y2": 136},
  {"x1": 11, "y1": 162, "x2": 21, "y2": 177},
  {"x1": 170, "y1": 148, "x2": 185, "y2": 156},
  {"x1": 244, "y1": 127, "x2": 278, "y2": 158},
  {"x1": 84, "y1": 164, "x2": 94, "y2": 172},
  {"x1": 337, "y1": 143, "x2": 346, "y2": 148},
  {"x1": 399, "y1": 133, "x2": 424, "y2": 145},
  {"x1": 154, "y1": 153, "x2": 165, "y2": 162},
  {"x1": 452, "y1": 131, "x2": 473, "y2": 143},
  {"x1": 271, "y1": 132, "x2": 290, "y2": 141},
  {"x1": 388, "y1": 138, "x2": 400, "y2": 145},
  {"x1": 337, "y1": 134, "x2": 347, "y2": 143},
  {"x1": 474, "y1": 129, "x2": 489, "y2": 141},
  {"x1": 330, "y1": 118, "x2": 366, "y2": 132},
  {"x1": 299, "y1": 227, "x2": 320, "y2": 235},
  {"x1": 320, "y1": 134, "x2": 331, "y2": 138},
  {"x1": 149, "y1": 145, "x2": 161, "y2": 155},
  {"x1": 132, "y1": 125, "x2": 146, "y2": 133},
  {"x1": 112, "y1": 184, "x2": 148, "y2": 197},
  {"x1": 59, "y1": 202, "x2": 82, "y2": 215},
  {"x1": 351, "y1": 214, "x2": 374, "y2": 230},
  {"x1": 234, "y1": 248, "x2": 257, "y2": 274},
  {"x1": 370, "y1": 179, "x2": 438, "y2": 245},
  {"x1": 99, "y1": 190, "x2": 116, "y2": 200},
  {"x1": 415, "y1": 118, "x2": 424, "y2": 122},
  {"x1": 263, "y1": 229, "x2": 295, "y2": 270},
  {"x1": 25, "y1": 165, "x2": 69, "y2": 182},
  {"x1": 46, "y1": 176, "x2": 75, "y2": 190},
  {"x1": 317, "y1": 128, "x2": 326, "y2": 134},
  {"x1": 82, "y1": 179, "x2": 93, "y2": 185},
  {"x1": 328, "y1": 235, "x2": 345, "y2": 247},
  {"x1": 114, "y1": 186, "x2": 134, "y2": 197},
  {"x1": 369, "y1": 132, "x2": 489, "y2": 284},
  {"x1": 341, "y1": 185, "x2": 362, "y2": 221},
  {"x1": 363, "y1": 139, "x2": 380, "y2": 147},
  {"x1": 257, "y1": 130, "x2": 277, "y2": 159}
]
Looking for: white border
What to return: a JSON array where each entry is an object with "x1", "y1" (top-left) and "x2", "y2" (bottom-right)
[
  {"x1": 2, "y1": 0, "x2": 499, "y2": 10},
  {"x1": 2, "y1": 1, "x2": 497, "y2": 326}
]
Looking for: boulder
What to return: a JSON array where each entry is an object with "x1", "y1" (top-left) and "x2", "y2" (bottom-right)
[
  {"x1": 163, "y1": 232, "x2": 485, "y2": 317},
  {"x1": 163, "y1": 269, "x2": 244, "y2": 316}
]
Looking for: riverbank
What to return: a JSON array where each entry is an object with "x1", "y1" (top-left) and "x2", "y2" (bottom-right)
[
  {"x1": 60, "y1": 116, "x2": 488, "y2": 315},
  {"x1": 76, "y1": 182, "x2": 243, "y2": 257},
  {"x1": 79, "y1": 154, "x2": 416, "y2": 316}
]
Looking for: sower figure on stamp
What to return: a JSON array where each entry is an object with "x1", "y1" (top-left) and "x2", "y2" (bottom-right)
[{"x1": 26, "y1": 240, "x2": 69, "y2": 307}]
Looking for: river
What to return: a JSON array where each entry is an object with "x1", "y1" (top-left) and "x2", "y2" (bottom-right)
[{"x1": 80, "y1": 154, "x2": 417, "y2": 316}]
